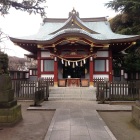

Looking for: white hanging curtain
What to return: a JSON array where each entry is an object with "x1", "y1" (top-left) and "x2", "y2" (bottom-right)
[
  {"x1": 80, "y1": 61, "x2": 83, "y2": 67},
  {"x1": 59, "y1": 54, "x2": 93, "y2": 67},
  {"x1": 83, "y1": 59, "x2": 86, "y2": 64},
  {"x1": 72, "y1": 62, "x2": 75, "y2": 68},
  {"x1": 68, "y1": 61, "x2": 70, "y2": 66},
  {"x1": 61, "y1": 59, "x2": 64, "y2": 64},
  {"x1": 65, "y1": 61, "x2": 67, "y2": 67}
]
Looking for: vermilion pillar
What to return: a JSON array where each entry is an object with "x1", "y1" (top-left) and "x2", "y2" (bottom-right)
[
  {"x1": 37, "y1": 50, "x2": 41, "y2": 78},
  {"x1": 109, "y1": 50, "x2": 113, "y2": 81},
  {"x1": 89, "y1": 57, "x2": 94, "y2": 86},
  {"x1": 54, "y1": 57, "x2": 58, "y2": 87}
]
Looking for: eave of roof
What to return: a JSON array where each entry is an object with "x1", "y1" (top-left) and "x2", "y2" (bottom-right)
[{"x1": 10, "y1": 27, "x2": 140, "y2": 45}]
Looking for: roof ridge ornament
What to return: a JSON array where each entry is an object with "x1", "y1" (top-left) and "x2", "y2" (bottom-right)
[{"x1": 69, "y1": 8, "x2": 79, "y2": 17}]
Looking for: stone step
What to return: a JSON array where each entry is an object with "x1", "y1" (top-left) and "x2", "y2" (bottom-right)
[
  {"x1": 49, "y1": 94, "x2": 95, "y2": 97},
  {"x1": 48, "y1": 87, "x2": 97, "y2": 101},
  {"x1": 48, "y1": 97, "x2": 96, "y2": 101}
]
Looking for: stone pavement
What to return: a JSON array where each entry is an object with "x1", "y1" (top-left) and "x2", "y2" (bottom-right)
[{"x1": 28, "y1": 87, "x2": 131, "y2": 140}]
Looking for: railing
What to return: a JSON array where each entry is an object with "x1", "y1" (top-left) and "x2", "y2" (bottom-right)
[
  {"x1": 110, "y1": 81, "x2": 140, "y2": 100},
  {"x1": 41, "y1": 77, "x2": 54, "y2": 86},
  {"x1": 93, "y1": 77, "x2": 104, "y2": 86},
  {"x1": 96, "y1": 81, "x2": 140, "y2": 101},
  {"x1": 12, "y1": 80, "x2": 49, "y2": 101}
]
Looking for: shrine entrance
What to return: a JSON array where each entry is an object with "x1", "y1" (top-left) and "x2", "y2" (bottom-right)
[
  {"x1": 61, "y1": 58, "x2": 89, "y2": 79},
  {"x1": 63, "y1": 65, "x2": 85, "y2": 78},
  {"x1": 58, "y1": 58, "x2": 90, "y2": 87}
]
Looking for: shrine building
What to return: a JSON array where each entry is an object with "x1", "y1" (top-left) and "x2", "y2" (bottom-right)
[{"x1": 10, "y1": 9, "x2": 140, "y2": 87}]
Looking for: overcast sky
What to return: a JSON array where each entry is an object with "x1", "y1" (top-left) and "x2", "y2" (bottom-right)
[{"x1": 0, "y1": 0, "x2": 117, "y2": 57}]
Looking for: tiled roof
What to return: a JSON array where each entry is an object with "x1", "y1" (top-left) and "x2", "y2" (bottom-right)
[
  {"x1": 10, "y1": 10, "x2": 139, "y2": 43},
  {"x1": 13, "y1": 22, "x2": 138, "y2": 41}
]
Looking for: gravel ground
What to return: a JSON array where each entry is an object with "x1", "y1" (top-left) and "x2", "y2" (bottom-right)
[
  {"x1": 99, "y1": 111, "x2": 140, "y2": 140},
  {"x1": 0, "y1": 101, "x2": 54, "y2": 140}
]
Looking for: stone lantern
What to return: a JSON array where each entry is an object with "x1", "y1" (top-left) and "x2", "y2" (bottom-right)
[{"x1": 0, "y1": 52, "x2": 22, "y2": 126}]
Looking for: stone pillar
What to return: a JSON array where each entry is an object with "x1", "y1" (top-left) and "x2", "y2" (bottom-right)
[
  {"x1": 89, "y1": 56, "x2": 93, "y2": 86},
  {"x1": 54, "y1": 57, "x2": 58, "y2": 87}
]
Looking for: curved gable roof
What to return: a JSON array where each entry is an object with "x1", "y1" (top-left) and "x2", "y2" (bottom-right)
[{"x1": 9, "y1": 9, "x2": 140, "y2": 44}]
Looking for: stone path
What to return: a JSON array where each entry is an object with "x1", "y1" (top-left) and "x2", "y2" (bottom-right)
[
  {"x1": 28, "y1": 87, "x2": 131, "y2": 140},
  {"x1": 44, "y1": 108, "x2": 117, "y2": 140}
]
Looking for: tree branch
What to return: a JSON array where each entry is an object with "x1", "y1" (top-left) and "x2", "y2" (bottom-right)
[{"x1": 0, "y1": 0, "x2": 46, "y2": 17}]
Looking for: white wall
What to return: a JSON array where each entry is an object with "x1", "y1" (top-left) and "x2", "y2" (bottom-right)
[
  {"x1": 41, "y1": 51, "x2": 52, "y2": 57},
  {"x1": 96, "y1": 51, "x2": 109, "y2": 57},
  {"x1": 41, "y1": 74, "x2": 54, "y2": 78},
  {"x1": 93, "y1": 74, "x2": 109, "y2": 79}
]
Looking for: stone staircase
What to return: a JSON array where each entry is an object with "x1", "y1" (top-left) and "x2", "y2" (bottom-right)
[{"x1": 48, "y1": 87, "x2": 97, "y2": 101}]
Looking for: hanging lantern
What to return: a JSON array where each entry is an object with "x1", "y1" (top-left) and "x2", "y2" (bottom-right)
[
  {"x1": 65, "y1": 61, "x2": 67, "y2": 67},
  {"x1": 61, "y1": 59, "x2": 64, "y2": 64}
]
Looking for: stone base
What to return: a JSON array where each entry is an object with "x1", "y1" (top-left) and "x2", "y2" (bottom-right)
[
  {"x1": 0, "y1": 100, "x2": 17, "y2": 108},
  {"x1": 132, "y1": 103, "x2": 140, "y2": 129},
  {"x1": 0, "y1": 105, "x2": 22, "y2": 126}
]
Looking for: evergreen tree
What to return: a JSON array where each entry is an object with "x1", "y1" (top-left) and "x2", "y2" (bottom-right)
[
  {"x1": 105, "y1": 0, "x2": 140, "y2": 75},
  {"x1": 105, "y1": 0, "x2": 140, "y2": 35},
  {"x1": 0, "y1": 51, "x2": 9, "y2": 74}
]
